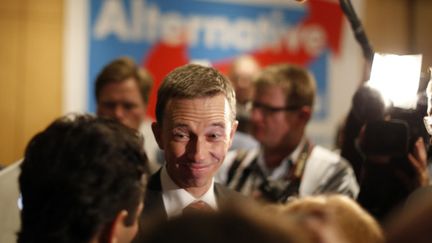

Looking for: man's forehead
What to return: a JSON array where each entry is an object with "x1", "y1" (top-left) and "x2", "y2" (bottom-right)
[
  {"x1": 255, "y1": 85, "x2": 285, "y2": 98},
  {"x1": 166, "y1": 95, "x2": 229, "y2": 110},
  {"x1": 172, "y1": 121, "x2": 227, "y2": 129},
  {"x1": 164, "y1": 96, "x2": 231, "y2": 123},
  {"x1": 99, "y1": 81, "x2": 143, "y2": 99}
]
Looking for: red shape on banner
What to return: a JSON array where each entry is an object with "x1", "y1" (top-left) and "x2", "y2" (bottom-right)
[
  {"x1": 303, "y1": 0, "x2": 344, "y2": 55},
  {"x1": 143, "y1": 0, "x2": 344, "y2": 119},
  {"x1": 143, "y1": 42, "x2": 188, "y2": 119}
]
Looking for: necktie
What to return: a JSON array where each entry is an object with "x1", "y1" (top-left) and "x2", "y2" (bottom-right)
[{"x1": 182, "y1": 200, "x2": 214, "y2": 215}]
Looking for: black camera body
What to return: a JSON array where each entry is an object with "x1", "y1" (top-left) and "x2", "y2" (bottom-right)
[
  {"x1": 361, "y1": 120, "x2": 409, "y2": 157},
  {"x1": 258, "y1": 178, "x2": 300, "y2": 203},
  {"x1": 352, "y1": 82, "x2": 429, "y2": 158}
]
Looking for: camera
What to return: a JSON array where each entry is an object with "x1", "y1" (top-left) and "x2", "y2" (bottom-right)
[
  {"x1": 258, "y1": 178, "x2": 299, "y2": 203},
  {"x1": 361, "y1": 119, "x2": 409, "y2": 157},
  {"x1": 352, "y1": 83, "x2": 428, "y2": 157}
]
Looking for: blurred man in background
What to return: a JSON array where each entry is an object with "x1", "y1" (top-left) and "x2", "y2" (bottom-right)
[
  {"x1": 228, "y1": 55, "x2": 261, "y2": 133},
  {"x1": 219, "y1": 64, "x2": 359, "y2": 202},
  {"x1": 95, "y1": 57, "x2": 162, "y2": 172},
  {"x1": 227, "y1": 55, "x2": 260, "y2": 151}
]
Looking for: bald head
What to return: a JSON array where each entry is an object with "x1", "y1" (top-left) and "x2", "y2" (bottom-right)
[{"x1": 229, "y1": 55, "x2": 261, "y2": 105}]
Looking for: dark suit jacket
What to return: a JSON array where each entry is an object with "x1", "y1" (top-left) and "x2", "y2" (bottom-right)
[
  {"x1": 142, "y1": 169, "x2": 242, "y2": 219},
  {"x1": 133, "y1": 169, "x2": 245, "y2": 242}
]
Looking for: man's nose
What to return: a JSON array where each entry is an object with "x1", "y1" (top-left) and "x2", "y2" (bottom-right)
[
  {"x1": 113, "y1": 106, "x2": 126, "y2": 121},
  {"x1": 187, "y1": 137, "x2": 207, "y2": 162},
  {"x1": 251, "y1": 106, "x2": 264, "y2": 123},
  {"x1": 236, "y1": 76, "x2": 252, "y2": 89}
]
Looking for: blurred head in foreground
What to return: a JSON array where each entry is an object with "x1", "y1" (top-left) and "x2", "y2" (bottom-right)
[
  {"x1": 141, "y1": 201, "x2": 312, "y2": 243},
  {"x1": 268, "y1": 195, "x2": 384, "y2": 243},
  {"x1": 19, "y1": 114, "x2": 149, "y2": 243},
  {"x1": 385, "y1": 192, "x2": 432, "y2": 243}
]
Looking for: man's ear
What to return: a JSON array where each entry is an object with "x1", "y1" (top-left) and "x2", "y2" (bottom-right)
[
  {"x1": 298, "y1": 106, "x2": 312, "y2": 123},
  {"x1": 228, "y1": 120, "x2": 239, "y2": 148},
  {"x1": 151, "y1": 122, "x2": 164, "y2": 150},
  {"x1": 107, "y1": 210, "x2": 129, "y2": 243},
  {"x1": 108, "y1": 202, "x2": 143, "y2": 243}
]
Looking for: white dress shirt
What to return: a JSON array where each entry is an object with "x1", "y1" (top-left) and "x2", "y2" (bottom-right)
[{"x1": 160, "y1": 166, "x2": 218, "y2": 218}]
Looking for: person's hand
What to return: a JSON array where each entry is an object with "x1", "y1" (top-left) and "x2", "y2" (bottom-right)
[{"x1": 408, "y1": 137, "x2": 429, "y2": 187}]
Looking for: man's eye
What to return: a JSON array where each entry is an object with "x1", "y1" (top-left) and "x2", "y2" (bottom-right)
[
  {"x1": 123, "y1": 103, "x2": 137, "y2": 110},
  {"x1": 102, "y1": 102, "x2": 116, "y2": 109},
  {"x1": 208, "y1": 133, "x2": 222, "y2": 141},
  {"x1": 174, "y1": 133, "x2": 189, "y2": 141}
]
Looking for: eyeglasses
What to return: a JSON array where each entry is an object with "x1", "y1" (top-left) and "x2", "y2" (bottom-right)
[
  {"x1": 423, "y1": 116, "x2": 432, "y2": 135},
  {"x1": 252, "y1": 101, "x2": 300, "y2": 115}
]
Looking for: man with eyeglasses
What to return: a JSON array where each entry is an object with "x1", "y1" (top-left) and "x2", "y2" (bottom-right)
[{"x1": 217, "y1": 64, "x2": 359, "y2": 202}]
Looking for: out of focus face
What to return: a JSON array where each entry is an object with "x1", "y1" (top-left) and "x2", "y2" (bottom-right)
[
  {"x1": 230, "y1": 59, "x2": 260, "y2": 105},
  {"x1": 424, "y1": 79, "x2": 432, "y2": 143},
  {"x1": 250, "y1": 85, "x2": 300, "y2": 149},
  {"x1": 231, "y1": 70, "x2": 256, "y2": 105},
  {"x1": 154, "y1": 94, "x2": 237, "y2": 191},
  {"x1": 97, "y1": 78, "x2": 146, "y2": 130}
]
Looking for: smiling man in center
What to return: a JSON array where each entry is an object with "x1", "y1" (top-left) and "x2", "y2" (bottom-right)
[{"x1": 139, "y1": 64, "x2": 241, "y2": 223}]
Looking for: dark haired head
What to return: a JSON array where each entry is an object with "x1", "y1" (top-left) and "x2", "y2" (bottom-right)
[{"x1": 18, "y1": 114, "x2": 149, "y2": 243}]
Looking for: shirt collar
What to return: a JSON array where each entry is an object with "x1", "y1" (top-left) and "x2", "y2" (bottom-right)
[
  {"x1": 257, "y1": 137, "x2": 307, "y2": 180},
  {"x1": 160, "y1": 166, "x2": 217, "y2": 218}
]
